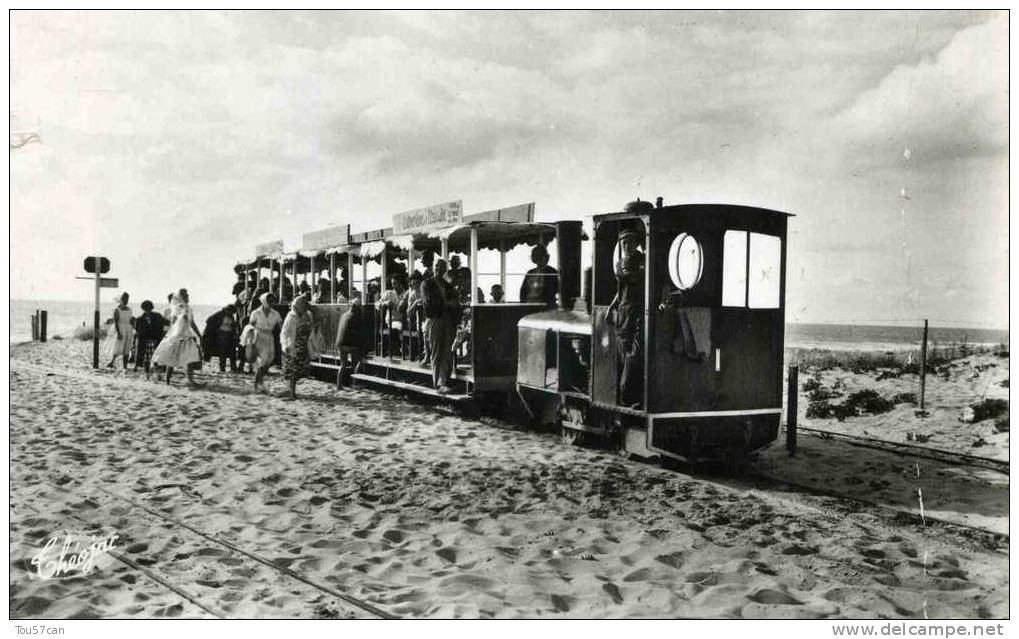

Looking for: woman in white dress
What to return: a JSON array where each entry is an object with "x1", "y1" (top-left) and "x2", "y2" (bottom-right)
[
  {"x1": 152, "y1": 288, "x2": 204, "y2": 386},
  {"x1": 249, "y1": 292, "x2": 283, "y2": 393},
  {"x1": 103, "y1": 292, "x2": 135, "y2": 369}
]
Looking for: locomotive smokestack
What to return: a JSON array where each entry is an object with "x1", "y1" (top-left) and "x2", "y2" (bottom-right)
[
  {"x1": 656, "y1": 196, "x2": 663, "y2": 209},
  {"x1": 554, "y1": 220, "x2": 583, "y2": 310}
]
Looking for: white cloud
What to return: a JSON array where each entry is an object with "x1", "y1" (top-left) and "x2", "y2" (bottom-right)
[
  {"x1": 8, "y1": 11, "x2": 1009, "y2": 327},
  {"x1": 831, "y1": 18, "x2": 1007, "y2": 162}
]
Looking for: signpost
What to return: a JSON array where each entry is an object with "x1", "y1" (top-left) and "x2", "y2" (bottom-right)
[
  {"x1": 392, "y1": 200, "x2": 463, "y2": 235},
  {"x1": 79, "y1": 256, "x2": 116, "y2": 368}
]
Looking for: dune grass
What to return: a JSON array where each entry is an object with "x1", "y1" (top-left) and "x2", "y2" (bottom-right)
[{"x1": 788, "y1": 341, "x2": 1007, "y2": 374}]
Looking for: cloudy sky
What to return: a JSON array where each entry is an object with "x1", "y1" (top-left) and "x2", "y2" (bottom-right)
[{"x1": 9, "y1": 10, "x2": 1008, "y2": 327}]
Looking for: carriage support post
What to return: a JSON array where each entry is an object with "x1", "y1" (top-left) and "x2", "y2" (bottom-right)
[
  {"x1": 786, "y1": 365, "x2": 798, "y2": 456},
  {"x1": 470, "y1": 226, "x2": 479, "y2": 304}
]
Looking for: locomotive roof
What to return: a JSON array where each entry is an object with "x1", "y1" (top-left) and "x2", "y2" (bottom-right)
[{"x1": 593, "y1": 203, "x2": 794, "y2": 223}]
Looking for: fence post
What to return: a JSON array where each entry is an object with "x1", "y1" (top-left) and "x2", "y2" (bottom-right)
[
  {"x1": 919, "y1": 319, "x2": 928, "y2": 411},
  {"x1": 30, "y1": 312, "x2": 38, "y2": 341},
  {"x1": 786, "y1": 365, "x2": 798, "y2": 456},
  {"x1": 39, "y1": 310, "x2": 48, "y2": 342}
]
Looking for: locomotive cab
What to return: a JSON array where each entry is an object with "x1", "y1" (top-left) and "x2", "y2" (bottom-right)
[{"x1": 593, "y1": 202, "x2": 792, "y2": 461}]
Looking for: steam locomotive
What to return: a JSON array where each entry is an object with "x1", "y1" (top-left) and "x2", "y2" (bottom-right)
[{"x1": 235, "y1": 198, "x2": 791, "y2": 462}]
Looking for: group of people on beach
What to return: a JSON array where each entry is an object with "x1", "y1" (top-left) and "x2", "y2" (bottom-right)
[
  {"x1": 100, "y1": 242, "x2": 562, "y2": 401},
  {"x1": 102, "y1": 289, "x2": 205, "y2": 386},
  {"x1": 100, "y1": 286, "x2": 317, "y2": 400}
]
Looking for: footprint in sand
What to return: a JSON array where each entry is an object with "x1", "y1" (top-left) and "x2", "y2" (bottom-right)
[
  {"x1": 748, "y1": 588, "x2": 803, "y2": 605},
  {"x1": 655, "y1": 552, "x2": 686, "y2": 569},
  {"x1": 623, "y1": 567, "x2": 653, "y2": 583},
  {"x1": 779, "y1": 543, "x2": 817, "y2": 556},
  {"x1": 382, "y1": 529, "x2": 406, "y2": 544},
  {"x1": 550, "y1": 594, "x2": 573, "y2": 612},
  {"x1": 602, "y1": 582, "x2": 624, "y2": 604},
  {"x1": 435, "y1": 547, "x2": 458, "y2": 563}
]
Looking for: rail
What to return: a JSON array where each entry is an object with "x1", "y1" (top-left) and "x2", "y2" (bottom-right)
[{"x1": 792, "y1": 425, "x2": 1009, "y2": 474}]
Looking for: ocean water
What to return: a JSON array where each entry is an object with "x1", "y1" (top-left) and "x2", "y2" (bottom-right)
[
  {"x1": 9, "y1": 299, "x2": 1008, "y2": 350},
  {"x1": 785, "y1": 323, "x2": 1009, "y2": 352},
  {"x1": 10, "y1": 299, "x2": 222, "y2": 344}
]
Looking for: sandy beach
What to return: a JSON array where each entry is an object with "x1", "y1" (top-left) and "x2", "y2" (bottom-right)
[{"x1": 8, "y1": 339, "x2": 1008, "y2": 619}]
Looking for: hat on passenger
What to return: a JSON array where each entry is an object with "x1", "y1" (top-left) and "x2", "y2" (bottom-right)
[{"x1": 618, "y1": 228, "x2": 640, "y2": 242}]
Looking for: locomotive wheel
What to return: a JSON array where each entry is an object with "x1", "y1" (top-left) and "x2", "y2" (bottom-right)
[{"x1": 558, "y1": 425, "x2": 585, "y2": 446}]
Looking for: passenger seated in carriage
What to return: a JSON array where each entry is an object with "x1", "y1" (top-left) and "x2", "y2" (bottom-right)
[
  {"x1": 489, "y1": 284, "x2": 505, "y2": 303},
  {"x1": 520, "y1": 245, "x2": 558, "y2": 307},
  {"x1": 313, "y1": 278, "x2": 332, "y2": 304}
]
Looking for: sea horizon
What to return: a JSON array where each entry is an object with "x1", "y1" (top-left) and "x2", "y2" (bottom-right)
[{"x1": 9, "y1": 297, "x2": 1009, "y2": 349}]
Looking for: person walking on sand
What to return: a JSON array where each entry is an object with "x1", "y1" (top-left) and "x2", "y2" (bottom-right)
[
  {"x1": 249, "y1": 292, "x2": 283, "y2": 393},
  {"x1": 334, "y1": 296, "x2": 363, "y2": 388},
  {"x1": 103, "y1": 292, "x2": 135, "y2": 369},
  {"x1": 133, "y1": 300, "x2": 165, "y2": 378},
  {"x1": 281, "y1": 295, "x2": 313, "y2": 400},
  {"x1": 151, "y1": 289, "x2": 204, "y2": 387}
]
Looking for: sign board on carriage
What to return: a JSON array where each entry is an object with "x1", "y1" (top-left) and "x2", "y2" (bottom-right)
[
  {"x1": 302, "y1": 224, "x2": 350, "y2": 251},
  {"x1": 392, "y1": 200, "x2": 463, "y2": 235},
  {"x1": 468, "y1": 202, "x2": 535, "y2": 224},
  {"x1": 255, "y1": 239, "x2": 284, "y2": 258}
]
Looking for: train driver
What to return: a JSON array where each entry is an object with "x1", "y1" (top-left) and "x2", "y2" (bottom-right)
[{"x1": 606, "y1": 228, "x2": 645, "y2": 408}]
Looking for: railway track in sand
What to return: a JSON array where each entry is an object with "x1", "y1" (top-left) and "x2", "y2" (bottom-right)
[
  {"x1": 734, "y1": 428, "x2": 1009, "y2": 540},
  {"x1": 790, "y1": 425, "x2": 1009, "y2": 474},
  {"x1": 16, "y1": 480, "x2": 396, "y2": 619}
]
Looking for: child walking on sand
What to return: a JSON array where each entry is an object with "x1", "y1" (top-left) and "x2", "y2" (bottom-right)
[{"x1": 133, "y1": 300, "x2": 165, "y2": 378}]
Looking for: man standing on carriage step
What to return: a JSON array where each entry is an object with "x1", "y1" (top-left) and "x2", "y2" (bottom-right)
[
  {"x1": 421, "y1": 258, "x2": 459, "y2": 394},
  {"x1": 607, "y1": 228, "x2": 645, "y2": 409}
]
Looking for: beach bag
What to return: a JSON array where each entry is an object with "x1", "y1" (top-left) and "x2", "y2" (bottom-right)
[{"x1": 307, "y1": 326, "x2": 325, "y2": 359}]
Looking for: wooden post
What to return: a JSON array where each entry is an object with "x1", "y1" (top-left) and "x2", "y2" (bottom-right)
[
  {"x1": 93, "y1": 265, "x2": 101, "y2": 368},
  {"x1": 499, "y1": 240, "x2": 507, "y2": 292},
  {"x1": 329, "y1": 253, "x2": 336, "y2": 302},
  {"x1": 920, "y1": 319, "x2": 928, "y2": 410},
  {"x1": 470, "y1": 226, "x2": 479, "y2": 304},
  {"x1": 39, "y1": 310, "x2": 47, "y2": 342},
  {"x1": 31, "y1": 312, "x2": 38, "y2": 341},
  {"x1": 786, "y1": 365, "x2": 798, "y2": 456},
  {"x1": 361, "y1": 252, "x2": 367, "y2": 302},
  {"x1": 310, "y1": 255, "x2": 316, "y2": 290},
  {"x1": 347, "y1": 252, "x2": 355, "y2": 301},
  {"x1": 381, "y1": 244, "x2": 388, "y2": 293},
  {"x1": 441, "y1": 237, "x2": 449, "y2": 260},
  {"x1": 408, "y1": 246, "x2": 417, "y2": 277}
]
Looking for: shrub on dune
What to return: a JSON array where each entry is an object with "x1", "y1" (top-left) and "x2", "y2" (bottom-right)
[{"x1": 72, "y1": 325, "x2": 107, "y2": 341}]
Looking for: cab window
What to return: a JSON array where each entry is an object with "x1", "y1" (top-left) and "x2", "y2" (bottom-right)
[{"x1": 722, "y1": 230, "x2": 781, "y2": 309}]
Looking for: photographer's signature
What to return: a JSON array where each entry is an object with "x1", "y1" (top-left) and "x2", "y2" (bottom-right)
[{"x1": 29, "y1": 531, "x2": 119, "y2": 580}]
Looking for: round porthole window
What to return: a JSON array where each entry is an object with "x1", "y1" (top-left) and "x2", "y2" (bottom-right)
[{"x1": 668, "y1": 233, "x2": 703, "y2": 291}]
